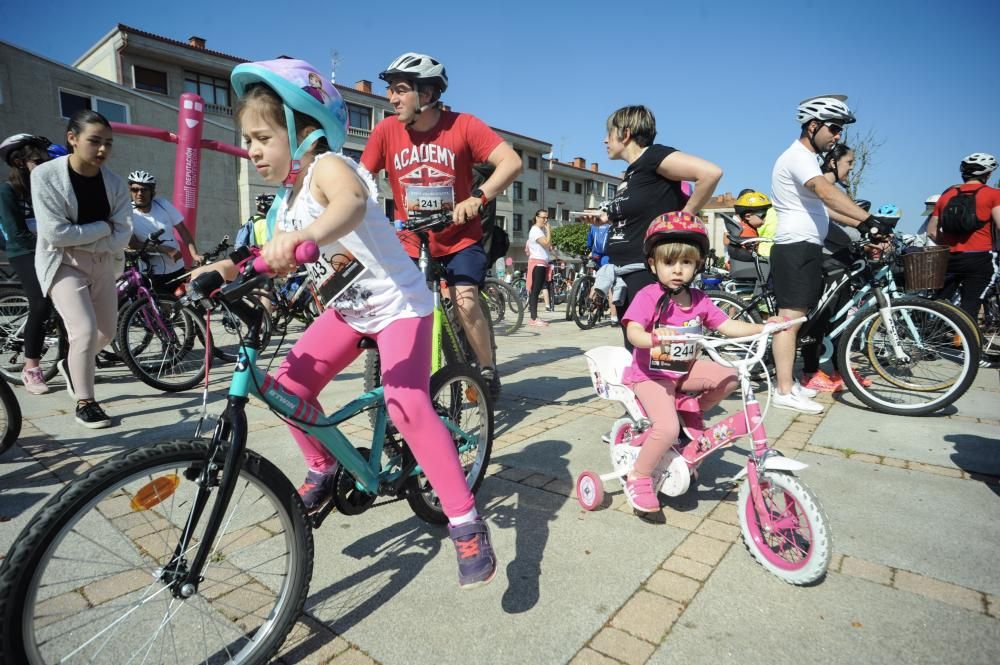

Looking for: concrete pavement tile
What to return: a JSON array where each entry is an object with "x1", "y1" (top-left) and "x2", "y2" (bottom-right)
[
  {"x1": 893, "y1": 570, "x2": 983, "y2": 613},
  {"x1": 673, "y1": 534, "x2": 730, "y2": 566},
  {"x1": 610, "y1": 590, "x2": 684, "y2": 643},
  {"x1": 660, "y1": 509, "x2": 701, "y2": 531},
  {"x1": 850, "y1": 453, "x2": 881, "y2": 464},
  {"x1": 496, "y1": 466, "x2": 535, "y2": 482},
  {"x1": 802, "y1": 444, "x2": 841, "y2": 457},
  {"x1": 275, "y1": 617, "x2": 351, "y2": 664},
  {"x1": 521, "y1": 473, "x2": 553, "y2": 488},
  {"x1": 840, "y1": 556, "x2": 893, "y2": 586},
  {"x1": 569, "y1": 648, "x2": 623, "y2": 665},
  {"x1": 708, "y1": 502, "x2": 738, "y2": 526},
  {"x1": 829, "y1": 553, "x2": 844, "y2": 573},
  {"x1": 988, "y1": 594, "x2": 999, "y2": 618},
  {"x1": 649, "y1": 548, "x2": 1000, "y2": 665},
  {"x1": 693, "y1": 519, "x2": 740, "y2": 543},
  {"x1": 661, "y1": 556, "x2": 713, "y2": 582},
  {"x1": 908, "y1": 461, "x2": 963, "y2": 478},
  {"x1": 881, "y1": 456, "x2": 907, "y2": 468},
  {"x1": 544, "y1": 478, "x2": 574, "y2": 497},
  {"x1": 797, "y1": 451, "x2": 1000, "y2": 595},
  {"x1": 328, "y1": 648, "x2": 379, "y2": 665},
  {"x1": 589, "y1": 626, "x2": 655, "y2": 665},
  {"x1": 645, "y1": 570, "x2": 701, "y2": 605}
]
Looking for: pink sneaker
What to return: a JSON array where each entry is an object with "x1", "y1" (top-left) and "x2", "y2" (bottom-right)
[
  {"x1": 802, "y1": 370, "x2": 842, "y2": 393},
  {"x1": 21, "y1": 367, "x2": 49, "y2": 395},
  {"x1": 624, "y1": 476, "x2": 659, "y2": 512},
  {"x1": 528, "y1": 319, "x2": 549, "y2": 327},
  {"x1": 832, "y1": 369, "x2": 872, "y2": 388}
]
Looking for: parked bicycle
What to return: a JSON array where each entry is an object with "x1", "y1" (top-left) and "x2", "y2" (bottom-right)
[
  {"x1": 570, "y1": 259, "x2": 612, "y2": 330},
  {"x1": 714, "y1": 234, "x2": 980, "y2": 415},
  {"x1": 0, "y1": 243, "x2": 493, "y2": 665},
  {"x1": 0, "y1": 375, "x2": 23, "y2": 456}
]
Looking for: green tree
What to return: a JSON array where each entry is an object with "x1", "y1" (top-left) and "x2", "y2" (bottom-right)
[{"x1": 550, "y1": 223, "x2": 589, "y2": 258}]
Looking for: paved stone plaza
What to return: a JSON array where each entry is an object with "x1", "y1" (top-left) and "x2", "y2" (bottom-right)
[{"x1": 2, "y1": 309, "x2": 998, "y2": 665}]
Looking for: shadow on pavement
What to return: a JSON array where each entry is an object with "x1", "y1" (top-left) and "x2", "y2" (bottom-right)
[
  {"x1": 947, "y1": 433, "x2": 1000, "y2": 498},
  {"x1": 482, "y1": 439, "x2": 570, "y2": 615}
]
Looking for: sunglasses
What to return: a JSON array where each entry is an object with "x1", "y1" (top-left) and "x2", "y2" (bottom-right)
[
  {"x1": 130, "y1": 187, "x2": 152, "y2": 194},
  {"x1": 824, "y1": 122, "x2": 845, "y2": 136}
]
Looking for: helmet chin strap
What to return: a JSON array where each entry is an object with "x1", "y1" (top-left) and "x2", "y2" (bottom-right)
[{"x1": 265, "y1": 109, "x2": 326, "y2": 239}]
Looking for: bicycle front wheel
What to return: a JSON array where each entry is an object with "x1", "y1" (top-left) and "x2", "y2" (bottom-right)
[
  {"x1": 118, "y1": 296, "x2": 209, "y2": 392},
  {"x1": 0, "y1": 439, "x2": 312, "y2": 665},
  {"x1": 404, "y1": 364, "x2": 494, "y2": 524},
  {"x1": 737, "y1": 470, "x2": 831, "y2": 585},
  {"x1": 0, "y1": 376, "x2": 23, "y2": 455},
  {"x1": 837, "y1": 298, "x2": 979, "y2": 415}
]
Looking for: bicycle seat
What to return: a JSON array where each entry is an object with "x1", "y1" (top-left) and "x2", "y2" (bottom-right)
[{"x1": 357, "y1": 337, "x2": 377, "y2": 349}]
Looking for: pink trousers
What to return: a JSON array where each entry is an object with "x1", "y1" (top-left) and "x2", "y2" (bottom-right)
[
  {"x1": 631, "y1": 360, "x2": 738, "y2": 476},
  {"x1": 273, "y1": 311, "x2": 475, "y2": 517}
]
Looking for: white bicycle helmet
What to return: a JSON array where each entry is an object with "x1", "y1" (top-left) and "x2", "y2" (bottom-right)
[
  {"x1": 0, "y1": 133, "x2": 49, "y2": 166},
  {"x1": 922, "y1": 194, "x2": 940, "y2": 215},
  {"x1": 128, "y1": 170, "x2": 156, "y2": 185},
  {"x1": 378, "y1": 52, "x2": 448, "y2": 93},
  {"x1": 796, "y1": 94, "x2": 856, "y2": 125},
  {"x1": 960, "y1": 152, "x2": 998, "y2": 177}
]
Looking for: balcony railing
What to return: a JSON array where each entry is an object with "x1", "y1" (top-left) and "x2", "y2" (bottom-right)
[
  {"x1": 204, "y1": 103, "x2": 233, "y2": 116},
  {"x1": 348, "y1": 126, "x2": 372, "y2": 138}
]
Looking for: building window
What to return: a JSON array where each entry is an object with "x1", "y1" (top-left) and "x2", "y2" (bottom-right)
[
  {"x1": 59, "y1": 89, "x2": 129, "y2": 123},
  {"x1": 513, "y1": 213, "x2": 523, "y2": 231},
  {"x1": 561, "y1": 180, "x2": 570, "y2": 192},
  {"x1": 562, "y1": 209, "x2": 570, "y2": 222},
  {"x1": 608, "y1": 184, "x2": 618, "y2": 199},
  {"x1": 547, "y1": 177, "x2": 556, "y2": 189},
  {"x1": 183, "y1": 71, "x2": 230, "y2": 106},
  {"x1": 586, "y1": 181, "x2": 596, "y2": 194},
  {"x1": 528, "y1": 156, "x2": 538, "y2": 170},
  {"x1": 547, "y1": 207, "x2": 556, "y2": 219},
  {"x1": 527, "y1": 188, "x2": 538, "y2": 202},
  {"x1": 575, "y1": 182, "x2": 583, "y2": 195},
  {"x1": 496, "y1": 215, "x2": 506, "y2": 232},
  {"x1": 133, "y1": 66, "x2": 168, "y2": 95},
  {"x1": 512, "y1": 182, "x2": 523, "y2": 200},
  {"x1": 347, "y1": 103, "x2": 372, "y2": 130}
]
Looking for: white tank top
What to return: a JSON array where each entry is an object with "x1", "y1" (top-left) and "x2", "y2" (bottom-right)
[{"x1": 277, "y1": 152, "x2": 432, "y2": 333}]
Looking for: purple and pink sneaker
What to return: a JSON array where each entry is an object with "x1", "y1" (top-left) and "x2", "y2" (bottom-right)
[{"x1": 447, "y1": 518, "x2": 497, "y2": 589}]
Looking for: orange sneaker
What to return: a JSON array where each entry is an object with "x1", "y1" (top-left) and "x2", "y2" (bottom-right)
[
  {"x1": 833, "y1": 369, "x2": 872, "y2": 388},
  {"x1": 802, "y1": 370, "x2": 843, "y2": 393}
]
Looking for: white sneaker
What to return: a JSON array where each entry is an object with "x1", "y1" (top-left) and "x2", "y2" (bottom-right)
[
  {"x1": 792, "y1": 381, "x2": 818, "y2": 398},
  {"x1": 772, "y1": 390, "x2": 824, "y2": 414}
]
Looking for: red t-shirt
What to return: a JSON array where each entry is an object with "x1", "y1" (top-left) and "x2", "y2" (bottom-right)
[
  {"x1": 932, "y1": 183, "x2": 1000, "y2": 253},
  {"x1": 361, "y1": 111, "x2": 504, "y2": 258}
]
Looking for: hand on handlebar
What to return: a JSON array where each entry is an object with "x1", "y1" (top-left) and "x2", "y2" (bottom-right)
[
  {"x1": 452, "y1": 197, "x2": 482, "y2": 225},
  {"x1": 261, "y1": 230, "x2": 312, "y2": 276}
]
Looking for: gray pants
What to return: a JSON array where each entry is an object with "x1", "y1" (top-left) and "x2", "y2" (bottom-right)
[{"x1": 49, "y1": 249, "x2": 117, "y2": 401}]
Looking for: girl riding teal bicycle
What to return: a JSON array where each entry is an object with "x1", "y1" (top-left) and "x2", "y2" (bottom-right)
[{"x1": 193, "y1": 58, "x2": 496, "y2": 589}]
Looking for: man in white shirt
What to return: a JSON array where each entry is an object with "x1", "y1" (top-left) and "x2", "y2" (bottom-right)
[
  {"x1": 769, "y1": 95, "x2": 892, "y2": 414},
  {"x1": 127, "y1": 170, "x2": 202, "y2": 292}
]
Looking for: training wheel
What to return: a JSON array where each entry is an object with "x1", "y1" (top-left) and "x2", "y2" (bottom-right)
[{"x1": 576, "y1": 471, "x2": 604, "y2": 511}]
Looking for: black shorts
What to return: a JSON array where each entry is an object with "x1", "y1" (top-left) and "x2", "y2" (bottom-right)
[
  {"x1": 770, "y1": 241, "x2": 824, "y2": 310},
  {"x1": 437, "y1": 243, "x2": 488, "y2": 287}
]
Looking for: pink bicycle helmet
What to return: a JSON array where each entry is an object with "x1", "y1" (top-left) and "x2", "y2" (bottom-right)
[{"x1": 643, "y1": 211, "x2": 710, "y2": 257}]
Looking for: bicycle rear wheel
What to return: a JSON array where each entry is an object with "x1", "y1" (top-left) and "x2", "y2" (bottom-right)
[
  {"x1": 837, "y1": 298, "x2": 979, "y2": 415},
  {"x1": 404, "y1": 364, "x2": 494, "y2": 524},
  {"x1": 979, "y1": 288, "x2": 1000, "y2": 367},
  {"x1": 0, "y1": 376, "x2": 23, "y2": 455},
  {"x1": 118, "y1": 296, "x2": 209, "y2": 392},
  {"x1": 0, "y1": 438, "x2": 312, "y2": 665},
  {"x1": 0, "y1": 288, "x2": 66, "y2": 385}
]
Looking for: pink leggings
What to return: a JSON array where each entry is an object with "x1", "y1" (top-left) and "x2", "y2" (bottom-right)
[
  {"x1": 631, "y1": 360, "x2": 738, "y2": 477},
  {"x1": 272, "y1": 311, "x2": 475, "y2": 517}
]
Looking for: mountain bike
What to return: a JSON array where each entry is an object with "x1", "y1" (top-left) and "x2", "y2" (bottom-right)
[
  {"x1": 0, "y1": 242, "x2": 493, "y2": 665},
  {"x1": 714, "y1": 235, "x2": 980, "y2": 415},
  {"x1": 576, "y1": 319, "x2": 831, "y2": 585},
  {"x1": 570, "y1": 260, "x2": 612, "y2": 330}
]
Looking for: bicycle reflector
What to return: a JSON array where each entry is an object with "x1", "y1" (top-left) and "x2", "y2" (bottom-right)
[
  {"x1": 465, "y1": 386, "x2": 479, "y2": 402},
  {"x1": 130, "y1": 474, "x2": 181, "y2": 511}
]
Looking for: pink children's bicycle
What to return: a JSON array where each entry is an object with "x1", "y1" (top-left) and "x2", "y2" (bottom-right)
[{"x1": 577, "y1": 319, "x2": 832, "y2": 585}]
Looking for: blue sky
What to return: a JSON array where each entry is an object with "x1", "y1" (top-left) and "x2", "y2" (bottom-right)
[{"x1": 3, "y1": 0, "x2": 997, "y2": 232}]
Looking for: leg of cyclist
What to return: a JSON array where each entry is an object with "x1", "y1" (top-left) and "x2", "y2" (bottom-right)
[
  {"x1": 441, "y1": 244, "x2": 501, "y2": 397},
  {"x1": 376, "y1": 314, "x2": 497, "y2": 587},
  {"x1": 675, "y1": 360, "x2": 739, "y2": 429},
  {"x1": 8, "y1": 253, "x2": 54, "y2": 393},
  {"x1": 527, "y1": 261, "x2": 549, "y2": 326},
  {"x1": 626, "y1": 379, "x2": 680, "y2": 511}
]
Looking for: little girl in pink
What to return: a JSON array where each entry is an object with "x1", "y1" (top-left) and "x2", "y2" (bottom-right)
[{"x1": 621, "y1": 211, "x2": 774, "y2": 512}]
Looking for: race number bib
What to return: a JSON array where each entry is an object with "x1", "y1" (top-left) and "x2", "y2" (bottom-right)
[
  {"x1": 306, "y1": 249, "x2": 368, "y2": 307},
  {"x1": 404, "y1": 185, "x2": 455, "y2": 219},
  {"x1": 649, "y1": 325, "x2": 701, "y2": 375}
]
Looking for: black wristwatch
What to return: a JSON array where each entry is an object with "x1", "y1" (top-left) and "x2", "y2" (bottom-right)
[{"x1": 471, "y1": 188, "x2": 489, "y2": 207}]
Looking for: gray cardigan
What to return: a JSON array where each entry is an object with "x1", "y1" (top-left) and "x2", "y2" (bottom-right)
[{"x1": 31, "y1": 156, "x2": 132, "y2": 295}]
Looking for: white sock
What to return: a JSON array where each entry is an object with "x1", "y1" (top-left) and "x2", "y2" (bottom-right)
[{"x1": 449, "y1": 508, "x2": 479, "y2": 527}]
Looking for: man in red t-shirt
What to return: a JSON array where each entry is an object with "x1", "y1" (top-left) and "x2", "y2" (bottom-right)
[
  {"x1": 361, "y1": 52, "x2": 522, "y2": 397},
  {"x1": 927, "y1": 152, "x2": 1000, "y2": 322}
]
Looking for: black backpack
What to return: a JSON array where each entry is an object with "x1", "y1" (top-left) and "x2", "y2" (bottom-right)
[
  {"x1": 473, "y1": 162, "x2": 511, "y2": 265},
  {"x1": 939, "y1": 185, "x2": 987, "y2": 234}
]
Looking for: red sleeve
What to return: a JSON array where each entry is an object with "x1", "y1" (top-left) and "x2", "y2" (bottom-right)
[
  {"x1": 461, "y1": 114, "x2": 504, "y2": 162},
  {"x1": 360, "y1": 120, "x2": 386, "y2": 173}
]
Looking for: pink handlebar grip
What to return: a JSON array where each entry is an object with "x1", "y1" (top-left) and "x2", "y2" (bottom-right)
[{"x1": 251, "y1": 241, "x2": 320, "y2": 274}]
